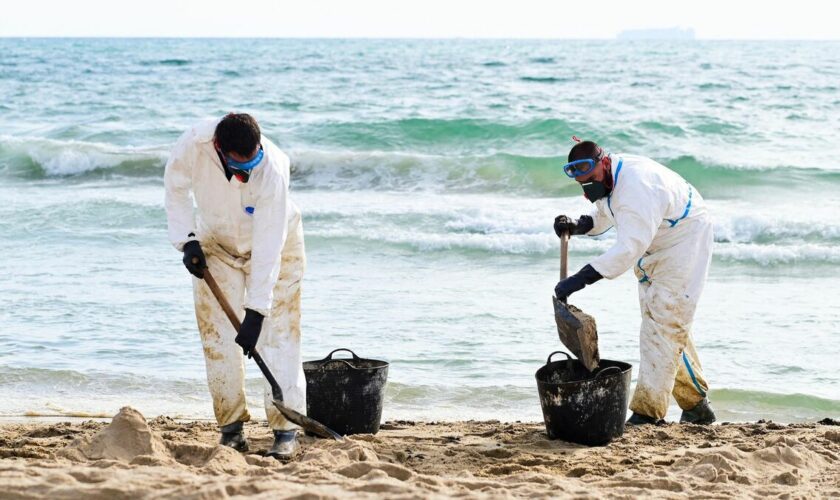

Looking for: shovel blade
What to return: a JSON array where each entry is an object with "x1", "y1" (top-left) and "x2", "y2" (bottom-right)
[
  {"x1": 271, "y1": 400, "x2": 344, "y2": 441},
  {"x1": 553, "y1": 296, "x2": 600, "y2": 372}
]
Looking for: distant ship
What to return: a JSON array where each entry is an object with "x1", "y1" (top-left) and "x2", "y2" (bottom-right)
[{"x1": 617, "y1": 27, "x2": 695, "y2": 40}]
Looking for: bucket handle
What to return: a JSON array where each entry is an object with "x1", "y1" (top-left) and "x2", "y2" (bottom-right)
[
  {"x1": 593, "y1": 366, "x2": 622, "y2": 380},
  {"x1": 545, "y1": 351, "x2": 572, "y2": 365},
  {"x1": 321, "y1": 348, "x2": 361, "y2": 362}
]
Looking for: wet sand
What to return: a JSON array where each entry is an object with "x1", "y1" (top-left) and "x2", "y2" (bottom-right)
[{"x1": 1, "y1": 407, "x2": 838, "y2": 499}]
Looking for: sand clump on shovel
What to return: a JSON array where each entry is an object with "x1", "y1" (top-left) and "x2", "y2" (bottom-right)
[{"x1": 553, "y1": 296, "x2": 600, "y2": 371}]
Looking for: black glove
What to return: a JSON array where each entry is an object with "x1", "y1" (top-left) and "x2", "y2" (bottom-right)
[
  {"x1": 182, "y1": 240, "x2": 206, "y2": 278},
  {"x1": 554, "y1": 264, "x2": 603, "y2": 302},
  {"x1": 553, "y1": 215, "x2": 594, "y2": 237},
  {"x1": 574, "y1": 215, "x2": 594, "y2": 235},
  {"x1": 235, "y1": 309, "x2": 264, "y2": 358}
]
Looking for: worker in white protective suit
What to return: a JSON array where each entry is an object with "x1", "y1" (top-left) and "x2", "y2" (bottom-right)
[
  {"x1": 164, "y1": 113, "x2": 307, "y2": 458},
  {"x1": 553, "y1": 139, "x2": 716, "y2": 425}
]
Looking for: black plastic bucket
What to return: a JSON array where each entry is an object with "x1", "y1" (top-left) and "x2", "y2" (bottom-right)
[
  {"x1": 303, "y1": 348, "x2": 389, "y2": 435},
  {"x1": 535, "y1": 351, "x2": 632, "y2": 446}
]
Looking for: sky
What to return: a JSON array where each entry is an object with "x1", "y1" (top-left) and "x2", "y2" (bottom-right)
[{"x1": 1, "y1": 0, "x2": 839, "y2": 39}]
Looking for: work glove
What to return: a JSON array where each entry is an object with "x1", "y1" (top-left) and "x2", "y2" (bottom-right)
[
  {"x1": 182, "y1": 240, "x2": 206, "y2": 279},
  {"x1": 554, "y1": 264, "x2": 603, "y2": 303},
  {"x1": 235, "y1": 309, "x2": 264, "y2": 358},
  {"x1": 553, "y1": 215, "x2": 594, "y2": 237}
]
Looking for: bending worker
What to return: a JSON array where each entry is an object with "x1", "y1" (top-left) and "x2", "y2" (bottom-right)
[
  {"x1": 164, "y1": 113, "x2": 306, "y2": 458},
  {"x1": 553, "y1": 139, "x2": 716, "y2": 425}
]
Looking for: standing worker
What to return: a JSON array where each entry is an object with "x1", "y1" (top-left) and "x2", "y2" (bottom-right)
[
  {"x1": 553, "y1": 139, "x2": 716, "y2": 425},
  {"x1": 164, "y1": 113, "x2": 307, "y2": 458}
]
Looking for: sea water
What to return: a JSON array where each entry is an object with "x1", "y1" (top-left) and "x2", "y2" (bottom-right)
[{"x1": 1, "y1": 39, "x2": 838, "y2": 423}]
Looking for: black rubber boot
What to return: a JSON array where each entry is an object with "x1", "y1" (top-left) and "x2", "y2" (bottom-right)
[
  {"x1": 626, "y1": 412, "x2": 665, "y2": 426},
  {"x1": 266, "y1": 430, "x2": 299, "y2": 460},
  {"x1": 680, "y1": 398, "x2": 717, "y2": 425},
  {"x1": 219, "y1": 421, "x2": 249, "y2": 452}
]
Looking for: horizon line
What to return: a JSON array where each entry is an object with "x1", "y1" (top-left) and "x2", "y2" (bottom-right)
[{"x1": 1, "y1": 35, "x2": 838, "y2": 41}]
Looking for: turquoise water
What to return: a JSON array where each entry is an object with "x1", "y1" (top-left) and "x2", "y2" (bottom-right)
[{"x1": 1, "y1": 39, "x2": 838, "y2": 423}]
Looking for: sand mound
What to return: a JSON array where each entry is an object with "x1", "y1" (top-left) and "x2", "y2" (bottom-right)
[
  {"x1": 61, "y1": 407, "x2": 258, "y2": 474},
  {"x1": 76, "y1": 406, "x2": 170, "y2": 463}
]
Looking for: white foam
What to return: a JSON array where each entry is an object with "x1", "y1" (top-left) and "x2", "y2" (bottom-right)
[
  {"x1": 308, "y1": 224, "x2": 839, "y2": 264},
  {"x1": 289, "y1": 149, "x2": 563, "y2": 193},
  {"x1": 0, "y1": 135, "x2": 168, "y2": 176},
  {"x1": 309, "y1": 227, "x2": 561, "y2": 254},
  {"x1": 714, "y1": 213, "x2": 840, "y2": 243},
  {"x1": 715, "y1": 242, "x2": 840, "y2": 265},
  {"x1": 296, "y1": 191, "x2": 840, "y2": 264}
]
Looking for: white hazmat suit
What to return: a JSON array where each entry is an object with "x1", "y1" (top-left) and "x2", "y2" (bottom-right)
[
  {"x1": 586, "y1": 154, "x2": 712, "y2": 420},
  {"x1": 164, "y1": 119, "x2": 306, "y2": 430}
]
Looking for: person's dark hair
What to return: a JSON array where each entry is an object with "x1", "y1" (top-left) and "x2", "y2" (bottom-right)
[
  {"x1": 214, "y1": 113, "x2": 261, "y2": 156},
  {"x1": 568, "y1": 140, "x2": 605, "y2": 163}
]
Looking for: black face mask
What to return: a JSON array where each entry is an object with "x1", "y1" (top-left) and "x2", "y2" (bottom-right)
[{"x1": 581, "y1": 180, "x2": 609, "y2": 203}]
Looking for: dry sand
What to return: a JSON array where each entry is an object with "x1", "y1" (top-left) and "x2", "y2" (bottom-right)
[{"x1": 1, "y1": 407, "x2": 838, "y2": 499}]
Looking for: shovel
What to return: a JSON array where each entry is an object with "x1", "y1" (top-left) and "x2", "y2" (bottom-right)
[
  {"x1": 553, "y1": 230, "x2": 600, "y2": 372},
  {"x1": 197, "y1": 263, "x2": 342, "y2": 441}
]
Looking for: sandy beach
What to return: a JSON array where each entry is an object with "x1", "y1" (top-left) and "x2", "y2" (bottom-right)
[{"x1": 1, "y1": 407, "x2": 837, "y2": 499}]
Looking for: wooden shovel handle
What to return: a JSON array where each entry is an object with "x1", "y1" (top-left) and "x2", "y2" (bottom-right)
[
  {"x1": 192, "y1": 257, "x2": 241, "y2": 331},
  {"x1": 560, "y1": 230, "x2": 569, "y2": 280},
  {"x1": 203, "y1": 270, "x2": 242, "y2": 332}
]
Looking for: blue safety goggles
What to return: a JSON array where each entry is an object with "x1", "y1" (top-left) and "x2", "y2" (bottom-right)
[
  {"x1": 562, "y1": 158, "x2": 598, "y2": 178},
  {"x1": 225, "y1": 145, "x2": 264, "y2": 172}
]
